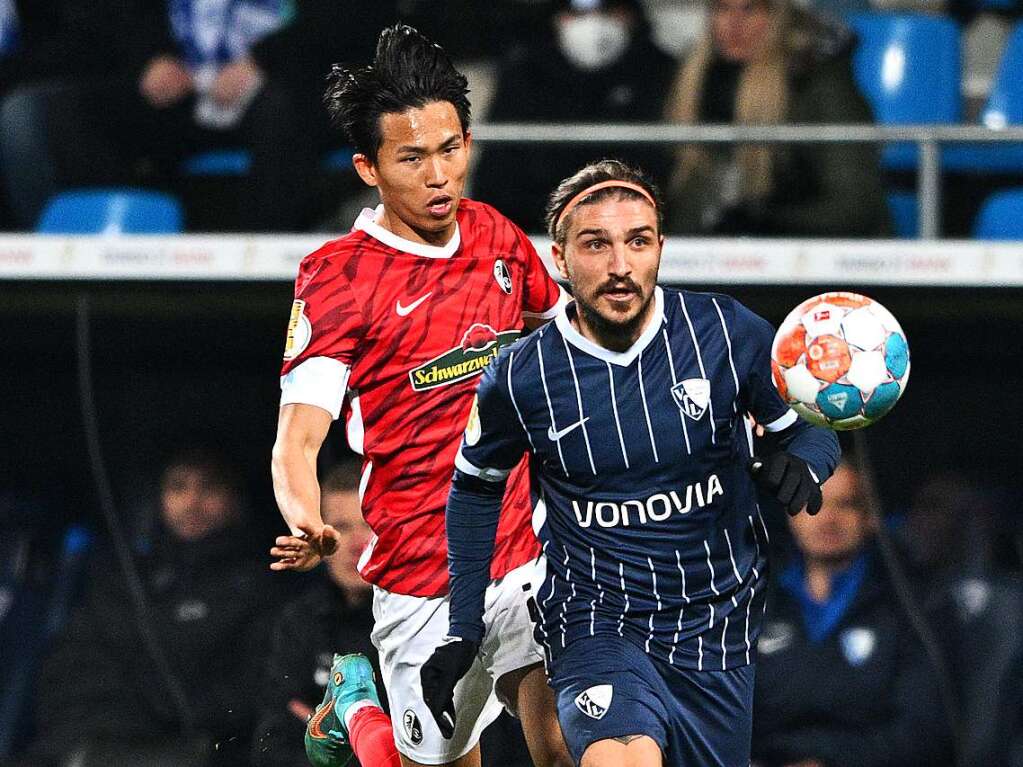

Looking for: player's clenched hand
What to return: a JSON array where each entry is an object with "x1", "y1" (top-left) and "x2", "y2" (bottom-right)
[
  {"x1": 269, "y1": 525, "x2": 340, "y2": 571},
  {"x1": 420, "y1": 637, "x2": 478, "y2": 738},
  {"x1": 749, "y1": 452, "x2": 822, "y2": 516}
]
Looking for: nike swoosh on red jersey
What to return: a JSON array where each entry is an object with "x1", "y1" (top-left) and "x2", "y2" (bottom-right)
[{"x1": 396, "y1": 293, "x2": 432, "y2": 316}]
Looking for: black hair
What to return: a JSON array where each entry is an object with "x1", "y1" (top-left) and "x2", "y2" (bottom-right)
[
  {"x1": 544, "y1": 159, "x2": 663, "y2": 245},
  {"x1": 324, "y1": 24, "x2": 471, "y2": 162},
  {"x1": 161, "y1": 446, "x2": 241, "y2": 494}
]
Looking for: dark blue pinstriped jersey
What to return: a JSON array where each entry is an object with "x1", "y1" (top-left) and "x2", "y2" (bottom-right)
[{"x1": 456, "y1": 286, "x2": 802, "y2": 671}]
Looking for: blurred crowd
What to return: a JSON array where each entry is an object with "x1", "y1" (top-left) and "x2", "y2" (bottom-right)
[
  {"x1": 1, "y1": 0, "x2": 1020, "y2": 236},
  {"x1": 2, "y1": 433, "x2": 1023, "y2": 767}
]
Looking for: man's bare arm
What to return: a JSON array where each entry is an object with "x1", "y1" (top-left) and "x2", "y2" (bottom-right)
[{"x1": 269, "y1": 403, "x2": 337, "y2": 571}]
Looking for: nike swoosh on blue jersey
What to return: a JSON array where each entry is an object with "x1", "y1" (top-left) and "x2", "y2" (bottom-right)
[{"x1": 547, "y1": 418, "x2": 589, "y2": 442}]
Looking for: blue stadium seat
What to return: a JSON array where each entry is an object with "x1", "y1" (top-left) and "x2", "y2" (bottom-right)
[
  {"x1": 848, "y1": 13, "x2": 961, "y2": 170},
  {"x1": 887, "y1": 191, "x2": 919, "y2": 238},
  {"x1": 180, "y1": 149, "x2": 251, "y2": 176},
  {"x1": 37, "y1": 189, "x2": 184, "y2": 234},
  {"x1": 945, "y1": 22, "x2": 1023, "y2": 172},
  {"x1": 973, "y1": 188, "x2": 1023, "y2": 239},
  {"x1": 181, "y1": 147, "x2": 354, "y2": 176}
]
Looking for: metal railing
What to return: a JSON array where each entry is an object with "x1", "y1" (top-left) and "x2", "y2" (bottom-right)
[{"x1": 472, "y1": 123, "x2": 1023, "y2": 239}]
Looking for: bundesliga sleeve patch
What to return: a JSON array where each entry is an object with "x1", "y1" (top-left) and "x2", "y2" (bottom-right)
[{"x1": 283, "y1": 299, "x2": 312, "y2": 360}]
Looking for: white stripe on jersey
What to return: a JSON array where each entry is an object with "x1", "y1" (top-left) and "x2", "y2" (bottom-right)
[
  {"x1": 723, "y1": 529, "x2": 742, "y2": 584},
  {"x1": 671, "y1": 548, "x2": 690, "y2": 664},
  {"x1": 660, "y1": 329, "x2": 692, "y2": 455},
  {"x1": 618, "y1": 562, "x2": 629, "y2": 637},
  {"x1": 712, "y1": 298, "x2": 741, "y2": 413},
  {"x1": 506, "y1": 350, "x2": 536, "y2": 452},
  {"x1": 698, "y1": 635, "x2": 704, "y2": 671},
  {"x1": 537, "y1": 338, "x2": 569, "y2": 476},
  {"x1": 561, "y1": 336, "x2": 597, "y2": 475},
  {"x1": 747, "y1": 516, "x2": 763, "y2": 579},
  {"x1": 722, "y1": 615, "x2": 729, "y2": 670},
  {"x1": 704, "y1": 540, "x2": 720, "y2": 596},
  {"x1": 646, "y1": 557, "x2": 661, "y2": 655},
  {"x1": 358, "y1": 461, "x2": 372, "y2": 503},
  {"x1": 606, "y1": 362, "x2": 631, "y2": 469},
  {"x1": 561, "y1": 546, "x2": 573, "y2": 649},
  {"x1": 678, "y1": 294, "x2": 718, "y2": 444},
  {"x1": 745, "y1": 584, "x2": 755, "y2": 665},
  {"x1": 637, "y1": 351, "x2": 660, "y2": 463},
  {"x1": 744, "y1": 419, "x2": 773, "y2": 545}
]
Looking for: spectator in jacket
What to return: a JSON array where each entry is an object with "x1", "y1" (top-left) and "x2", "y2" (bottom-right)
[
  {"x1": 20, "y1": 447, "x2": 281, "y2": 767},
  {"x1": 471, "y1": 0, "x2": 677, "y2": 232},
  {"x1": 663, "y1": 0, "x2": 890, "y2": 237},
  {"x1": 752, "y1": 458, "x2": 952, "y2": 767}
]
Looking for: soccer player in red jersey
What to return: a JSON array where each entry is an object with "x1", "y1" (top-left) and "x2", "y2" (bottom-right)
[{"x1": 269, "y1": 24, "x2": 572, "y2": 767}]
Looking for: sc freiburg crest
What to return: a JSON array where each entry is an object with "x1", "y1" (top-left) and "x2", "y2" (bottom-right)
[{"x1": 494, "y1": 259, "x2": 513, "y2": 294}]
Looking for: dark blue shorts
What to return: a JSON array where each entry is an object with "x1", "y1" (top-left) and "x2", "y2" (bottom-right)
[{"x1": 549, "y1": 634, "x2": 754, "y2": 767}]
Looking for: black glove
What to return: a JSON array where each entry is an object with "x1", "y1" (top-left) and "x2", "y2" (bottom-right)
[
  {"x1": 750, "y1": 452, "x2": 822, "y2": 516},
  {"x1": 420, "y1": 636, "x2": 478, "y2": 738}
]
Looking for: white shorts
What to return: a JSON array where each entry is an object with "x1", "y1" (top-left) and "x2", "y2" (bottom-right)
[{"x1": 371, "y1": 558, "x2": 545, "y2": 764}]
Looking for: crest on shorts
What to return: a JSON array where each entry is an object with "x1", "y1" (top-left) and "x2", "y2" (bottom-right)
[
  {"x1": 402, "y1": 709, "x2": 424, "y2": 745},
  {"x1": 575, "y1": 684, "x2": 613, "y2": 720},
  {"x1": 494, "y1": 259, "x2": 513, "y2": 294},
  {"x1": 671, "y1": 378, "x2": 710, "y2": 421}
]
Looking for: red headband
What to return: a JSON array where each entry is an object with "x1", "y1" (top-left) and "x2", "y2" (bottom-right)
[{"x1": 555, "y1": 180, "x2": 658, "y2": 230}]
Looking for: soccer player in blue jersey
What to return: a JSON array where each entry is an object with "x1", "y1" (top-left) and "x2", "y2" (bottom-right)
[{"x1": 420, "y1": 160, "x2": 841, "y2": 767}]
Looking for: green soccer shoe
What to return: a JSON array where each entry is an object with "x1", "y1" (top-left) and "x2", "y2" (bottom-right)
[{"x1": 304, "y1": 653, "x2": 381, "y2": 767}]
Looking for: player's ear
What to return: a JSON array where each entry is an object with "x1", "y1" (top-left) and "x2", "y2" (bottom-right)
[
  {"x1": 551, "y1": 242, "x2": 570, "y2": 281},
  {"x1": 352, "y1": 153, "x2": 379, "y2": 188},
  {"x1": 463, "y1": 130, "x2": 473, "y2": 157}
]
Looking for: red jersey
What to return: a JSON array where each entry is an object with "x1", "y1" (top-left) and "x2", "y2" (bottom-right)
[{"x1": 280, "y1": 199, "x2": 563, "y2": 597}]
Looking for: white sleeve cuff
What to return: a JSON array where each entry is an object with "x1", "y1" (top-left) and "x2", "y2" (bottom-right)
[
  {"x1": 523, "y1": 286, "x2": 570, "y2": 320},
  {"x1": 280, "y1": 357, "x2": 349, "y2": 420},
  {"x1": 454, "y1": 449, "x2": 511, "y2": 482},
  {"x1": 763, "y1": 409, "x2": 799, "y2": 433}
]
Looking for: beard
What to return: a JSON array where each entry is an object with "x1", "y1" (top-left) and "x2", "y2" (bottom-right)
[{"x1": 574, "y1": 280, "x2": 654, "y2": 348}]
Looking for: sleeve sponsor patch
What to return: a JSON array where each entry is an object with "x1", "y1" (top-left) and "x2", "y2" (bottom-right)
[{"x1": 283, "y1": 299, "x2": 312, "y2": 360}]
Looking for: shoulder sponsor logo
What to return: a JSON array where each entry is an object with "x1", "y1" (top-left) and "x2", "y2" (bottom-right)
[
  {"x1": 402, "y1": 709, "x2": 424, "y2": 745},
  {"x1": 494, "y1": 259, "x2": 513, "y2": 294},
  {"x1": 548, "y1": 418, "x2": 589, "y2": 442},
  {"x1": 571, "y1": 474, "x2": 724, "y2": 528},
  {"x1": 283, "y1": 299, "x2": 312, "y2": 360},
  {"x1": 840, "y1": 627, "x2": 876, "y2": 666},
  {"x1": 671, "y1": 378, "x2": 711, "y2": 421},
  {"x1": 575, "y1": 684, "x2": 613, "y2": 720},
  {"x1": 409, "y1": 323, "x2": 520, "y2": 391},
  {"x1": 396, "y1": 292, "x2": 432, "y2": 317}
]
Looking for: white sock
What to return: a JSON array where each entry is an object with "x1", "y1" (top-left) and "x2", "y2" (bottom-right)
[{"x1": 342, "y1": 699, "x2": 378, "y2": 731}]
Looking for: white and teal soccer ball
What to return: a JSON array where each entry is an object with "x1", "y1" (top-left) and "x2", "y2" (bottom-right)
[{"x1": 771, "y1": 292, "x2": 910, "y2": 430}]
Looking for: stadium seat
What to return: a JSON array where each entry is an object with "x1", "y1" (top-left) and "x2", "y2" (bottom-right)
[
  {"x1": 944, "y1": 21, "x2": 1023, "y2": 172},
  {"x1": 180, "y1": 149, "x2": 251, "y2": 176},
  {"x1": 887, "y1": 191, "x2": 919, "y2": 238},
  {"x1": 848, "y1": 13, "x2": 961, "y2": 170},
  {"x1": 37, "y1": 189, "x2": 184, "y2": 234},
  {"x1": 973, "y1": 188, "x2": 1023, "y2": 239},
  {"x1": 181, "y1": 147, "x2": 354, "y2": 176}
]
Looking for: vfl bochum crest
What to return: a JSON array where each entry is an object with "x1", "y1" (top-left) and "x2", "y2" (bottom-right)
[
  {"x1": 574, "y1": 684, "x2": 613, "y2": 720},
  {"x1": 671, "y1": 378, "x2": 711, "y2": 421}
]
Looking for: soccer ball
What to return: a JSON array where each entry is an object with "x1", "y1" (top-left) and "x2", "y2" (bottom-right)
[{"x1": 771, "y1": 292, "x2": 910, "y2": 430}]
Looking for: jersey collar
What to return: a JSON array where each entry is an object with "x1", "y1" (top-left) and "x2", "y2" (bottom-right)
[
  {"x1": 555, "y1": 286, "x2": 665, "y2": 367},
  {"x1": 353, "y1": 205, "x2": 461, "y2": 259}
]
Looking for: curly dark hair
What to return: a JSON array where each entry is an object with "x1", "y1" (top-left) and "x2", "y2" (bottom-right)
[
  {"x1": 324, "y1": 23, "x2": 471, "y2": 162},
  {"x1": 544, "y1": 159, "x2": 663, "y2": 246}
]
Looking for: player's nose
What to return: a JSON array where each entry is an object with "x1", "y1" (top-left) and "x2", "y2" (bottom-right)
[
  {"x1": 425, "y1": 156, "x2": 447, "y2": 187},
  {"x1": 608, "y1": 242, "x2": 631, "y2": 276}
]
